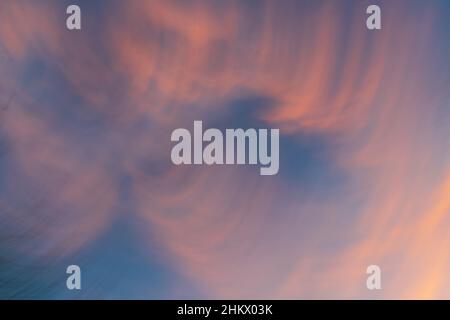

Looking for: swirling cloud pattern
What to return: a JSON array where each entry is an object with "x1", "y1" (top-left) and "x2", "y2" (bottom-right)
[{"x1": 1, "y1": 0, "x2": 450, "y2": 299}]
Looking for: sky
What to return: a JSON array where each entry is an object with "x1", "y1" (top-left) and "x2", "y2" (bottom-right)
[{"x1": 1, "y1": 0, "x2": 450, "y2": 299}]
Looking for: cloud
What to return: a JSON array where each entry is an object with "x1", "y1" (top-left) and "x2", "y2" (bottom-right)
[{"x1": 1, "y1": 0, "x2": 450, "y2": 298}]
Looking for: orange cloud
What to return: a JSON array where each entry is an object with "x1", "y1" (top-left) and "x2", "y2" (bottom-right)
[{"x1": 2, "y1": 0, "x2": 450, "y2": 299}]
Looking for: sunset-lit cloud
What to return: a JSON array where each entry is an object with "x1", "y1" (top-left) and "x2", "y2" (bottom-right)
[{"x1": 1, "y1": 0, "x2": 450, "y2": 299}]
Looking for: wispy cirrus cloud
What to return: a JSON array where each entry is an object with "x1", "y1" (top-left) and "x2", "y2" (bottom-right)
[{"x1": 1, "y1": 0, "x2": 450, "y2": 299}]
